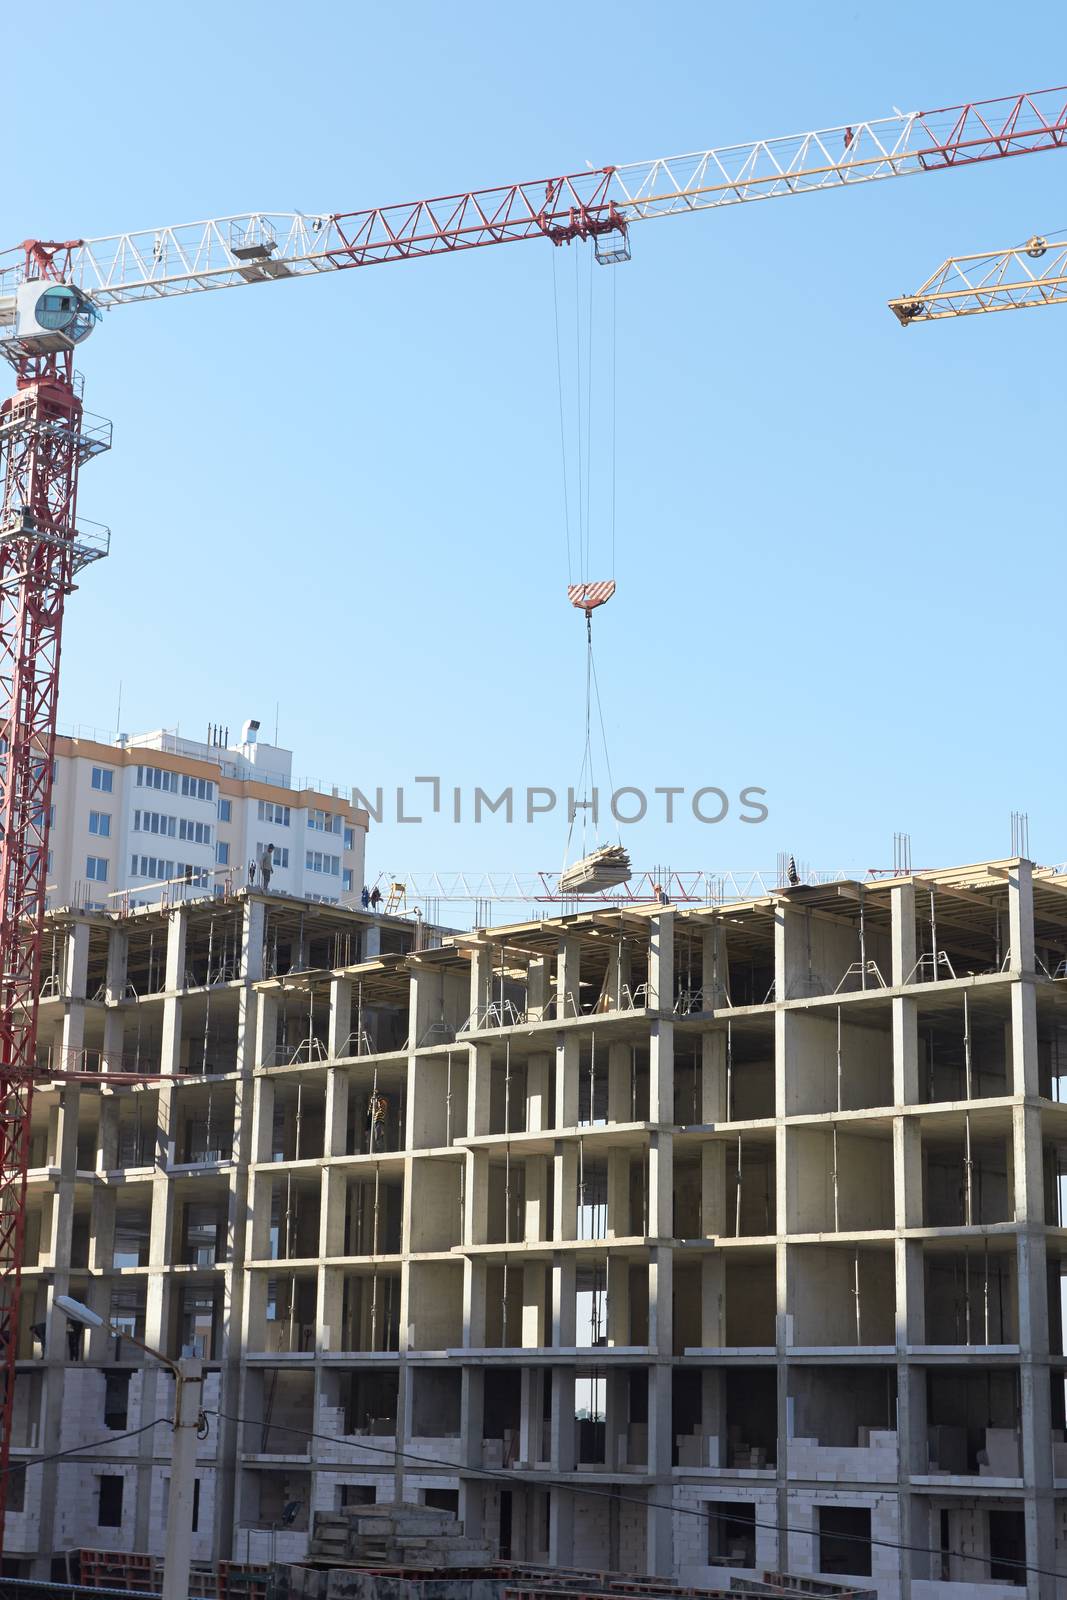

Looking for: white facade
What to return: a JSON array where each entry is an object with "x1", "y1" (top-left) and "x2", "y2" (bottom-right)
[{"x1": 47, "y1": 722, "x2": 367, "y2": 912}]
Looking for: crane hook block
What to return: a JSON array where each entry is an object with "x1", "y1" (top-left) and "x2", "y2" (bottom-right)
[{"x1": 568, "y1": 580, "x2": 615, "y2": 616}]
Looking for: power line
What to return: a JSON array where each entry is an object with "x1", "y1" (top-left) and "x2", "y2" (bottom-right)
[
  {"x1": 206, "y1": 1408, "x2": 1059, "y2": 1584},
  {"x1": 0, "y1": 1417, "x2": 164, "y2": 1477}
]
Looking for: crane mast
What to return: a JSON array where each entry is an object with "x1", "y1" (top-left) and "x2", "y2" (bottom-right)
[
  {"x1": 0, "y1": 242, "x2": 110, "y2": 1523},
  {"x1": 0, "y1": 82, "x2": 1063, "y2": 1550}
]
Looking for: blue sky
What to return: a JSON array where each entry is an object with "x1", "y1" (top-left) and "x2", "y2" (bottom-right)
[{"x1": 11, "y1": 2, "x2": 1067, "y2": 886}]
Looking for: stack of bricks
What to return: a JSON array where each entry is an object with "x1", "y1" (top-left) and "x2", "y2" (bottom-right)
[{"x1": 307, "y1": 1502, "x2": 494, "y2": 1569}]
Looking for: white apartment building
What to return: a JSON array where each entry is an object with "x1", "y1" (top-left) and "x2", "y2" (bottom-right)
[{"x1": 47, "y1": 720, "x2": 368, "y2": 912}]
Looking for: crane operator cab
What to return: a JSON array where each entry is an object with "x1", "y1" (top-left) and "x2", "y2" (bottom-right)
[{"x1": 0, "y1": 281, "x2": 99, "y2": 357}]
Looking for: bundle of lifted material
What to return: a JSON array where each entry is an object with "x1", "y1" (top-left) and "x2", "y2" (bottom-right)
[{"x1": 559, "y1": 843, "x2": 632, "y2": 894}]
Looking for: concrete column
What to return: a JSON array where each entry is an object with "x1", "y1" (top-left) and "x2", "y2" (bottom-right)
[
  {"x1": 1017, "y1": 1226, "x2": 1056, "y2": 1597},
  {"x1": 648, "y1": 1247, "x2": 672, "y2": 1354},
  {"x1": 607, "y1": 1149, "x2": 630, "y2": 1237},
  {"x1": 648, "y1": 1017, "x2": 673, "y2": 1125},
  {"x1": 604, "y1": 1367, "x2": 627, "y2": 1468},
  {"x1": 551, "y1": 1255, "x2": 576, "y2": 1347},
  {"x1": 521, "y1": 1263, "x2": 546, "y2": 1348},
  {"x1": 701, "y1": 1030, "x2": 726, "y2": 1121},
  {"x1": 470, "y1": 944, "x2": 493, "y2": 1028},
  {"x1": 552, "y1": 1140, "x2": 578, "y2": 1242},
  {"x1": 648, "y1": 1129, "x2": 672, "y2": 1240},
  {"x1": 701, "y1": 1253, "x2": 725, "y2": 1347},
  {"x1": 1012, "y1": 981, "x2": 1040, "y2": 1096},
  {"x1": 464, "y1": 1257, "x2": 487, "y2": 1348},
  {"x1": 603, "y1": 937, "x2": 631, "y2": 1012},
  {"x1": 1007, "y1": 858, "x2": 1035, "y2": 975},
  {"x1": 549, "y1": 1366, "x2": 576, "y2": 1469},
  {"x1": 253, "y1": 990, "x2": 278, "y2": 1071},
  {"x1": 548, "y1": 1485, "x2": 574, "y2": 1568},
  {"x1": 461, "y1": 1365, "x2": 486, "y2": 1520},
  {"x1": 894, "y1": 1118, "x2": 923, "y2": 1229},
  {"x1": 328, "y1": 975, "x2": 352, "y2": 1058},
  {"x1": 249, "y1": 1076, "x2": 275, "y2": 1166},
  {"x1": 527, "y1": 957, "x2": 552, "y2": 1022},
  {"x1": 524, "y1": 1156, "x2": 548, "y2": 1244},
  {"x1": 160, "y1": 909, "x2": 190, "y2": 1076},
  {"x1": 556, "y1": 1034, "x2": 578, "y2": 1129},
  {"x1": 607, "y1": 1042, "x2": 631, "y2": 1123},
  {"x1": 646, "y1": 1366, "x2": 674, "y2": 1576},
  {"x1": 59, "y1": 922, "x2": 90, "y2": 1064},
  {"x1": 465, "y1": 1149, "x2": 489, "y2": 1246},
  {"x1": 102, "y1": 928, "x2": 129, "y2": 1069},
  {"x1": 105, "y1": 925, "x2": 129, "y2": 1002},
  {"x1": 324, "y1": 1066, "x2": 349, "y2": 1159},
  {"x1": 1014, "y1": 1104, "x2": 1045, "y2": 1223},
  {"x1": 606, "y1": 1254, "x2": 631, "y2": 1346},
  {"x1": 701, "y1": 1141, "x2": 726, "y2": 1235},
  {"x1": 893, "y1": 996, "x2": 919, "y2": 1105},
  {"x1": 701, "y1": 922, "x2": 728, "y2": 1009},
  {"x1": 526, "y1": 1053, "x2": 551, "y2": 1131},
  {"x1": 891, "y1": 881, "x2": 917, "y2": 988},
  {"x1": 468, "y1": 1043, "x2": 492, "y2": 1136},
  {"x1": 241, "y1": 896, "x2": 266, "y2": 982},
  {"x1": 517, "y1": 1366, "x2": 543, "y2": 1465},
  {"x1": 556, "y1": 935, "x2": 580, "y2": 1020}
]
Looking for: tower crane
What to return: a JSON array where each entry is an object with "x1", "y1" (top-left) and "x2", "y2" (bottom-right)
[
  {"x1": 0, "y1": 82, "x2": 1065, "y2": 1542},
  {"x1": 889, "y1": 232, "x2": 1067, "y2": 323}
]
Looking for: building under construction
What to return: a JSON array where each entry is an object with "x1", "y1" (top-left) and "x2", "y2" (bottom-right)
[{"x1": 7, "y1": 857, "x2": 1067, "y2": 1599}]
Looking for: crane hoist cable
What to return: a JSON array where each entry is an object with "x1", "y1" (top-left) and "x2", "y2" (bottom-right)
[{"x1": 551, "y1": 244, "x2": 623, "y2": 869}]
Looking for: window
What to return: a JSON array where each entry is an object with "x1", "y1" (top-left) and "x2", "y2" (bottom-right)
[
  {"x1": 216, "y1": 841, "x2": 230, "y2": 866},
  {"x1": 177, "y1": 864, "x2": 209, "y2": 889},
  {"x1": 257, "y1": 799, "x2": 290, "y2": 827},
  {"x1": 133, "y1": 809, "x2": 177, "y2": 837},
  {"x1": 988, "y1": 1509, "x2": 1026, "y2": 1584},
  {"x1": 131, "y1": 855, "x2": 175, "y2": 881},
  {"x1": 85, "y1": 856, "x2": 108, "y2": 883},
  {"x1": 192, "y1": 1477, "x2": 200, "y2": 1534},
  {"x1": 181, "y1": 774, "x2": 214, "y2": 802},
  {"x1": 136, "y1": 764, "x2": 178, "y2": 793},
  {"x1": 341, "y1": 1485, "x2": 375, "y2": 1508},
  {"x1": 306, "y1": 850, "x2": 340, "y2": 876},
  {"x1": 818, "y1": 1506, "x2": 871, "y2": 1578},
  {"x1": 97, "y1": 1475, "x2": 124, "y2": 1528},
  {"x1": 104, "y1": 1371, "x2": 132, "y2": 1431},
  {"x1": 179, "y1": 819, "x2": 212, "y2": 845},
  {"x1": 257, "y1": 842, "x2": 289, "y2": 869},
  {"x1": 6, "y1": 1466, "x2": 24, "y2": 1514},
  {"x1": 308, "y1": 808, "x2": 341, "y2": 834},
  {"x1": 88, "y1": 810, "x2": 111, "y2": 838},
  {"x1": 708, "y1": 1502, "x2": 755, "y2": 1568},
  {"x1": 343, "y1": 869, "x2": 353, "y2": 892},
  {"x1": 343, "y1": 825, "x2": 355, "y2": 851},
  {"x1": 218, "y1": 798, "x2": 232, "y2": 823},
  {"x1": 91, "y1": 766, "x2": 113, "y2": 793}
]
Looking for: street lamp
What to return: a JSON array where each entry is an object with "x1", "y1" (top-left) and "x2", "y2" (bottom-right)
[{"x1": 54, "y1": 1294, "x2": 204, "y2": 1600}]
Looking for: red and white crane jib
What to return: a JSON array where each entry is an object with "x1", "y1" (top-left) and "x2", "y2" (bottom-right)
[{"x1": 4, "y1": 84, "x2": 1063, "y2": 307}]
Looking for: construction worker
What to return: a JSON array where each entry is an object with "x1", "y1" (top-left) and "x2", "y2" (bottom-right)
[
  {"x1": 369, "y1": 885, "x2": 382, "y2": 912},
  {"x1": 360, "y1": 884, "x2": 370, "y2": 911},
  {"x1": 248, "y1": 858, "x2": 256, "y2": 887},
  {"x1": 260, "y1": 843, "x2": 274, "y2": 891},
  {"x1": 366, "y1": 1090, "x2": 389, "y2": 1152}
]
